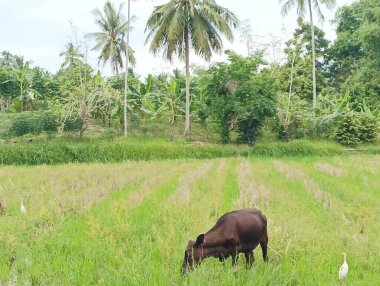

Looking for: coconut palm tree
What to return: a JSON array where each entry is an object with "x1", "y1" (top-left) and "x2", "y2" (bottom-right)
[
  {"x1": 59, "y1": 42, "x2": 84, "y2": 69},
  {"x1": 87, "y1": 0, "x2": 137, "y2": 137},
  {"x1": 145, "y1": 0, "x2": 238, "y2": 138},
  {"x1": 86, "y1": 0, "x2": 135, "y2": 74},
  {"x1": 280, "y1": 0, "x2": 336, "y2": 111}
]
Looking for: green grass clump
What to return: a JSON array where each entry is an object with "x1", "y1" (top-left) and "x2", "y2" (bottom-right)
[
  {"x1": 252, "y1": 140, "x2": 344, "y2": 157},
  {"x1": 0, "y1": 138, "x2": 248, "y2": 165},
  {"x1": 2, "y1": 137, "x2": 380, "y2": 166}
]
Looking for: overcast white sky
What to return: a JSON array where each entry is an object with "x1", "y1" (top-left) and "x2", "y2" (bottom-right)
[{"x1": 0, "y1": 0, "x2": 355, "y2": 77}]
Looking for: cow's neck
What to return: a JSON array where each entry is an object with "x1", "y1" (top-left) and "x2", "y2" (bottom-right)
[
  {"x1": 201, "y1": 232, "x2": 228, "y2": 259},
  {"x1": 202, "y1": 245, "x2": 223, "y2": 259}
]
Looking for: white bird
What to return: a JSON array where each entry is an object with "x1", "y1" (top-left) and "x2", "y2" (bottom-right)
[
  {"x1": 339, "y1": 252, "x2": 349, "y2": 282},
  {"x1": 20, "y1": 201, "x2": 27, "y2": 214}
]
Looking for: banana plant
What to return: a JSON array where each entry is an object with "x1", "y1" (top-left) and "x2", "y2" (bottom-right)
[
  {"x1": 156, "y1": 79, "x2": 185, "y2": 140},
  {"x1": 2, "y1": 62, "x2": 39, "y2": 111},
  {"x1": 129, "y1": 74, "x2": 157, "y2": 128}
]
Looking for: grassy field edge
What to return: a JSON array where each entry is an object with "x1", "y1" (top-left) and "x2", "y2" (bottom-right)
[{"x1": 1, "y1": 138, "x2": 379, "y2": 165}]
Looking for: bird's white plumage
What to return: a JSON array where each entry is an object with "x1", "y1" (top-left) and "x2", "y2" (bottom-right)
[
  {"x1": 20, "y1": 201, "x2": 26, "y2": 214},
  {"x1": 339, "y1": 252, "x2": 349, "y2": 280}
]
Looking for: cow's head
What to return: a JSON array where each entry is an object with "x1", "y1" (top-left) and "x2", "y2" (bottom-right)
[{"x1": 181, "y1": 234, "x2": 205, "y2": 273}]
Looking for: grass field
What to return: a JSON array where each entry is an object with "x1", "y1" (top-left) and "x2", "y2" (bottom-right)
[{"x1": 0, "y1": 155, "x2": 379, "y2": 285}]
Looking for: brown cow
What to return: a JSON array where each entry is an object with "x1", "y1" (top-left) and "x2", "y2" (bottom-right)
[{"x1": 181, "y1": 208, "x2": 268, "y2": 273}]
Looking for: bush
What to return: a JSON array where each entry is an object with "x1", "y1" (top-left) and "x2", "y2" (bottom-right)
[
  {"x1": 335, "y1": 112, "x2": 361, "y2": 147},
  {"x1": 335, "y1": 111, "x2": 379, "y2": 147},
  {"x1": 277, "y1": 118, "x2": 306, "y2": 141},
  {"x1": 357, "y1": 111, "x2": 379, "y2": 143},
  {"x1": 8, "y1": 112, "x2": 83, "y2": 137},
  {"x1": 8, "y1": 112, "x2": 59, "y2": 136},
  {"x1": 236, "y1": 117, "x2": 262, "y2": 145},
  {"x1": 63, "y1": 116, "x2": 82, "y2": 132},
  {"x1": 306, "y1": 116, "x2": 336, "y2": 139}
]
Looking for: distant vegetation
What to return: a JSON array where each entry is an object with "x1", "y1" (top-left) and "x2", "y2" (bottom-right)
[{"x1": 0, "y1": 0, "x2": 379, "y2": 148}]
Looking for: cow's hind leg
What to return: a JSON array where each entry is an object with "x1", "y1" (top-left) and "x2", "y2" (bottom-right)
[
  {"x1": 244, "y1": 251, "x2": 254, "y2": 268},
  {"x1": 260, "y1": 229, "x2": 269, "y2": 262}
]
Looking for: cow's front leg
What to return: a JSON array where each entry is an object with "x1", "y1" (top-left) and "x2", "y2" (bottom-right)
[
  {"x1": 218, "y1": 253, "x2": 228, "y2": 264},
  {"x1": 244, "y1": 251, "x2": 254, "y2": 268},
  {"x1": 231, "y1": 253, "x2": 239, "y2": 266}
]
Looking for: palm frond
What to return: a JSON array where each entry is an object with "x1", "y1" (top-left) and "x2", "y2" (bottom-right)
[
  {"x1": 312, "y1": 0, "x2": 325, "y2": 21},
  {"x1": 88, "y1": 0, "x2": 134, "y2": 73},
  {"x1": 280, "y1": 0, "x2": 297, "y2": 17},
  {"x1": 145, "y1": 0, "x2": 237, "y2": 62}
]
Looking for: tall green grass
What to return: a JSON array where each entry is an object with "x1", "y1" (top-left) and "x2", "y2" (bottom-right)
[
  {"x1": 0, "y1": 139, "x2": 364, "y2": 165},
  {"x1": 1, "y1": 156, "x2": 379, "y2": 285}
]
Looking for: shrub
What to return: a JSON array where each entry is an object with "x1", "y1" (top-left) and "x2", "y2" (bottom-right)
[
  {"x1": 63, "y1": 116, "x2": 82, "y2": 132},
  {"x1": 8, "y1": 112, "x2": 59, "y2": 136},
  {"x1": 277, "y1": 118, "x2": 306, "y2": 141},
  {"x1": 335, "y1": 112, "x2": 361, "y2": 147},
  {"x1": 357, "y1": 111, "x2": 379, "y2": 143},
  {"x1": 335, "y1": 111, "x2": 379, "y2": 147},
  {"x1": 236, "y1": 117, "x2": 262, "y2": 145},
  {"x1": 8, "y1": 112, "x2": 83, "y2": 136},
  {"x1": 306, "y1": 116, "x2": 337, "y2": 139}
]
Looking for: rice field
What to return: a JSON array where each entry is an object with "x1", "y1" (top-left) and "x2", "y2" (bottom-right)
[{"x1": 0, "y1": 155, "x2": 379, "y2": 285}]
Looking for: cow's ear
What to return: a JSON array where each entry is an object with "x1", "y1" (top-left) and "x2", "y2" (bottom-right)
[{"x1": 195, "y1": 234, "x2": 205, "y2": 246}]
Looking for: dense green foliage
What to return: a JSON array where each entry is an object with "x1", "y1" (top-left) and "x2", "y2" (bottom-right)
[
  {"x1": 201, "y1": 52, "x2": 276, "y2": 144},
  {"x1": 329, "y1": 0, "x2": 380, "y2": 109},
  {"x1": 145, "y1": 0, "x2": 239, "y2": 137},
  {"x1": 7, "y1": 112, "x2": 82, "y2": 137},
  {"x1": 0, "y1": 0, "x2": 379, "y2": 146},
  {"x1": 8, "y1": 112, "x2": 59, "y2": 137},
  {"x1": 335, "y1": 111, "x2": 379, "y2": 147}
]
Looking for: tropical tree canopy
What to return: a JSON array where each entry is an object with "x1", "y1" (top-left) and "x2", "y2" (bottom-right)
[
  {"x1": 279, "y1": 0, "x2": 337, "y2": 110},
  {"x1": 145, "y1": 0, "x2": 239, "y2": 61},
  {"x1": 280, "y1": 0, "x2": 336, "y2": 22},
  {"x1": 145, "y1": 0, "x2": 239, "y2": 137},
  {"x1": 86, "y1": 0, "x2": 136, "y2": 74},
  {"x1": 59, "y1": 43, "x2": 84, "y2": 69}
]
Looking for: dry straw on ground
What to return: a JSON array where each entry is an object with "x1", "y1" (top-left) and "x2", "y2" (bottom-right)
[
  {"x1": 314, "y1": 163, "x2": 347, "y2": 177},
  {"x1": 169, "y1": 162, "x2": 212, "y2": 205},
  {"x1": 235, "y1": 161, "x2": 269, "y2": 209},
  {"x1": 273, "y1": 160, "x2": 304, "y2": 180}
]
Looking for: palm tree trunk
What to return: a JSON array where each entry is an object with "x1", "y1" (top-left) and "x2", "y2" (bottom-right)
[
  {"x1": 184, "y1": 24, "x2": 191, "y2": 139},
  {"x1": 124, "y1": 0, "x2": 131, "y2": 137},
  {"x1": 285, "y1": 46, "x2": 296, "y2": 128},
  {"x1": 308, "y1": 0, "x2": 317, "y2": 111}
]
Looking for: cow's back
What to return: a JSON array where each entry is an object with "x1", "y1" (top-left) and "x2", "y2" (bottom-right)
[
  {"x1": 208, "y1": 208, "x2": 267, "y2": 247},
  {"x1": 235, "y1": 208, "x2": 267, "y2": 247}
]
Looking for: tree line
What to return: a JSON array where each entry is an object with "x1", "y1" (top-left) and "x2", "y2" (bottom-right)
[{"x1": 0, "y1": 0, "x2": 379, "y2": 146}]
